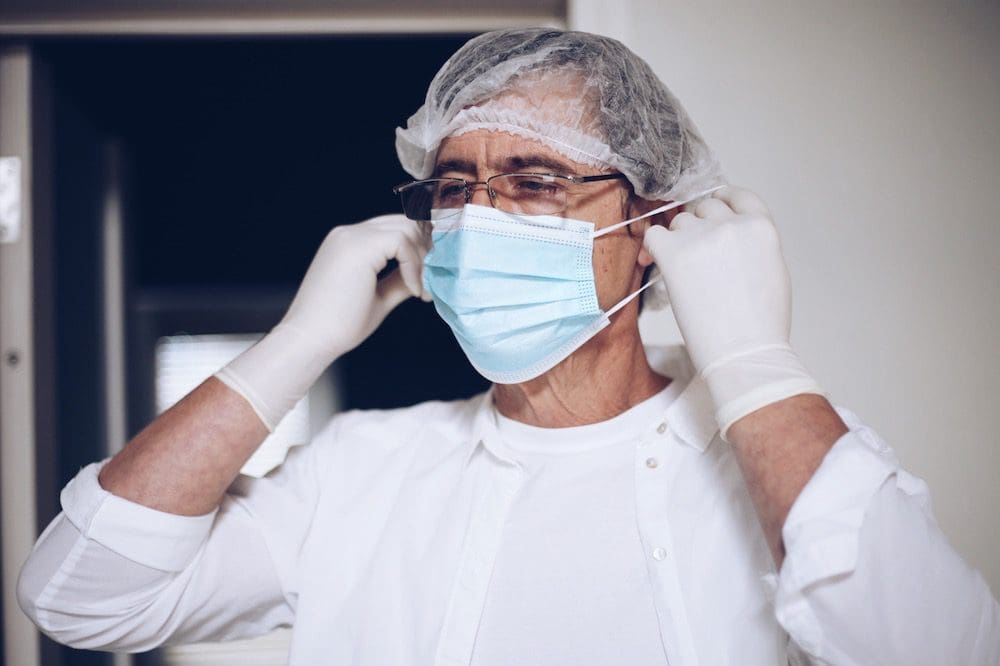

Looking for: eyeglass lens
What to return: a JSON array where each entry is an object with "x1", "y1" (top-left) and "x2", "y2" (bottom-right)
[{"x1": 399, "y1": 174, "x2": 573, "y2": 221}]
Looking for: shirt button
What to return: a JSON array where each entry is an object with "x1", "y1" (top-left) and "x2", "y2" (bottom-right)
[
  {"x1": 645, "y1": 457, "x2": 658, "y2": 469},
  {"x1": 652, "y1": 547, "x2": 667, "y2": 561},
  {"x1": 656, "y1": 422, "x2": 667, "y2": 434}
]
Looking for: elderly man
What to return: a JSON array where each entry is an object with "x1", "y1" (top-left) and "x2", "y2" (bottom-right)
[{"x1": 17, "y1": 28, "x2": 998, "y2": 665}]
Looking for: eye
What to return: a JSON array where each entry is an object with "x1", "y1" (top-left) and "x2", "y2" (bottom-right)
[
  {"x1": 518, "y1": 179, "x2": 558, "y2": 193},
  {"x1": 507, "y1": 174, "x2": 566, "y2": 197},
  {"x1": 434, "y1": 181, "x2": 466, "y2": 202}
]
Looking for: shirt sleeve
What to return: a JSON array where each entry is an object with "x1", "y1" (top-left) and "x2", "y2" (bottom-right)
[
  {"x1": 16, "y1": 435, "x2": 326, "y2": 653},
  {"x1": 766, "y1": 407, "x2": 1000, "y2": 665}
]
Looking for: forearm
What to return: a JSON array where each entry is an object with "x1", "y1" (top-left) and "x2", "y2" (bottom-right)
[
  {"x1": 99, "y1": 377, "x2": 268, "y2": 516},
  {"x1": 725, "y1": 393, "x2": 848, "y2": 568}
]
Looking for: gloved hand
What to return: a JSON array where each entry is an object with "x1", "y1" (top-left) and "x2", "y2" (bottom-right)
[
  {"x1": 643, "y1": 186, "x2": 825, "y2": 439},
  {"x1": 216, "y1": 214, "x2": 430, "y2": 430}
]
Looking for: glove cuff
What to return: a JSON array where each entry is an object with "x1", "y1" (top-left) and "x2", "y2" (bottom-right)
[
  {"x1": 702, "y1": 343, "x2": 827, "y2": 441},
  {"x1": 214, "y1": 323, "x2": 332, "y2": 432}
]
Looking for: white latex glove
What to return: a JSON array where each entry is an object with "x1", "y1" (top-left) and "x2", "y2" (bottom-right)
[
  {"x1": 216, "y1": 214, "x2": 430, "y2": 430},
  {"x1": 643, "y1": 186, "x2": 825, "y2": 439}
]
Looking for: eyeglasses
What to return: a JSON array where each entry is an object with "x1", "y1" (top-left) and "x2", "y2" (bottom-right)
[{"x1": 392, "y1": 172, "x2": 628, "y2": 222}]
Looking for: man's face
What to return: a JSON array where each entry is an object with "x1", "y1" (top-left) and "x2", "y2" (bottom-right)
[{"x1": 434, "y1": 129, "x2": 660, "y2": 312}]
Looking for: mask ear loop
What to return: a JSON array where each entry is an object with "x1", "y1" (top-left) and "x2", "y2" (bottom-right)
[
  {"x1": 604, "y1": 274, "x2": 663, "y2": 318},
  {"x1": 591, "y1": 185, "x2": 725, "y2": 239},
  {"x1": 596, "y1": 184, "x2": 725, "y2": 317}
]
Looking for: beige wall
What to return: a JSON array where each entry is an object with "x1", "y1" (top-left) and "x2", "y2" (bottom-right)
[{"x1": 572, "y1": 1, "x2": 1000, "y2": 595}]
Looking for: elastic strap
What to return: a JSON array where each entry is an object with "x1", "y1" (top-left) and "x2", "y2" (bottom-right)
[
  {"x1": 605, "y1": 274, "x2": 663, "y2": 318},
  {"x1": 591, "y1": 184, "x2": 725, "y2": 238}
]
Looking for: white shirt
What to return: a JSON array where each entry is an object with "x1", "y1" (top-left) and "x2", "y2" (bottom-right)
[
  {"x1": 17, "y1": 346, "x2": 1000, "y2": 665},
  {"x1": 471, "y1": 377, "x2": 686, "y2": 665}
]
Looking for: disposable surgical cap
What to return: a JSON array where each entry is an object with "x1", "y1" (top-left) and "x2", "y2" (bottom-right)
[{"x1": 395, "y1": 27, "x2": 725, "y2": 204}]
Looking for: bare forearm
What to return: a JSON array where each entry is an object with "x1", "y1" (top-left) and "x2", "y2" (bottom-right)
[
  {"x1": 98, "y1": 377, "x2": 269, "y2": 516},
  {"x1": 726, "y1": 393, "x2": 849, "y2": 569}
]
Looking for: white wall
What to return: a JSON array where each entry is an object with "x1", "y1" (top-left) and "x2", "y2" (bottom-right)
[{"x1": 572, "y1": 1, "x2": 1000, "y2": 595}]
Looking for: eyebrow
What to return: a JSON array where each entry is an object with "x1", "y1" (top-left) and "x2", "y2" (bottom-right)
[
  {"x1": 432, "y1": 159, "x2": 477, "y2": 177},
  {"x1": 504, "y1": 154, "x2": 575, "y2": 174},
  {"x1": 431, "y1": 153, "x2": 577, "y2": 178}
]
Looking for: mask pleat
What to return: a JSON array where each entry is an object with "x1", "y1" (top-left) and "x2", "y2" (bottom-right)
[
  {"x1": 427, "y1": 229, "x2": 587, "y2": 281},
  {"x1": 436, "y1": 297, "x2": 600, "y2": 339},
  {"x1": 425, "y1": 266, "x2": 583, "y2": 308}
]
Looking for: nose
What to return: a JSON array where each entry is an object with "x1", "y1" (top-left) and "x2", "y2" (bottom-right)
[{"x1": 467, "y1": 182, "x2": 494, "y2": 208}]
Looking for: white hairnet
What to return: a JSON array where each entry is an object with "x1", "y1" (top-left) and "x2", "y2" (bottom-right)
[{"x1": 395, "y1": 27, "x2": 725, "y2": 203}]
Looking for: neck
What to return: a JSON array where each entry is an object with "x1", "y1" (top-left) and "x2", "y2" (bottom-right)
[{"x1": 493, "y1": 313, "x2": 670, "y2": 428}]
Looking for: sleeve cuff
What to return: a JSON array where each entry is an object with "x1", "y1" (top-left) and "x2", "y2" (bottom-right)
[
  {"x1": 768, "y1": 407, "x2": 931, "y2": 656},
  {"x1": 779, "y1": 428, "x2": 896, "y2": 591},
  {"x1": 60, "y1": 461, "x2": 218, "y2": 572}
]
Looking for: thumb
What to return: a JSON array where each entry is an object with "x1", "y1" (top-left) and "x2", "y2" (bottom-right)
[{"x1": 643, "y1": 224, "x2": 675, "y2": 261}]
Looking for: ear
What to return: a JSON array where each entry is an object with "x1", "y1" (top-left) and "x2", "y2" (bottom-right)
[{"x1": 626, "y1": 197, "x2": 677, "y2": 268}]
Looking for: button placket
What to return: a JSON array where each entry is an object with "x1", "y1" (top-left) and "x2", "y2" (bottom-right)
[
  {"x1": 634, "y1": 424, "x2": 701, "y2": 665},
  {"x1": 434, "y1": 457, "x2": 524, "y2": 666}
]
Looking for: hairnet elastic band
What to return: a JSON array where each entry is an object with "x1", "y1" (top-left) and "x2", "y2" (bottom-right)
[
  {"x1": 591, "y1": 185, "x2": 725, "y2": 238},
  {"x1": 442, "y1": 118, "x2": 613, "y2": 169}
]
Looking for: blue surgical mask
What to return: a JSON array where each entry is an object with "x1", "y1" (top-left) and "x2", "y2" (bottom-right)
[{"x1": 422, "y1": 187, "x2": 721, "y2": 384}]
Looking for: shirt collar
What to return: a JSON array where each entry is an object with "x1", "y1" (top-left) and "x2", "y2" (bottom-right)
[
  {"x1": 463, "y1": 344, "x2": 719, "y2": 466},
  {"x1": 662, "y1": 372, "x2": 718, "y2": 452},
  {"x1": 466, "y1": 386, "x2": 517, "y2": 467}
]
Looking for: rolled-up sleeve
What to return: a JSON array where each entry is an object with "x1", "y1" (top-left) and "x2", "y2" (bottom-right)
[
  {"x1": 17, "y1": 438, "x2": 324, "y2": 653},
  {"x1": 60, "y1": 461, "x2": 218, "y2": 570},
  {"x1": 767, "y1": 408, "x2": 1000, "y2": 664}
]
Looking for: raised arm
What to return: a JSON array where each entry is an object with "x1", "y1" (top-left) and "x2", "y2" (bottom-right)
[
  {"x1": 99, "y1": 214, "x2": 429, "y2": 516},
  {"x1": 643, "y1": 186, "x2": 999, "y2": 662}
]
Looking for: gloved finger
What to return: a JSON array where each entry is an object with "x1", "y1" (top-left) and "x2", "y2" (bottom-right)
[
  {"x1": 380, "y1": 215, "x2": 431, "y2": 256},
  {"x1": 396, "y1": 223, "x2": 432, "y2": 300},
  {"x1": 667, "y1": 211, "x2": 701, "y2": 231},
  {"x1": 391, "y1": 233, "x2": 426, "y2": 299},
  {"x1": 373, "y1": 269, "x2": 414, "y2": 321},
  {"x1": 364, "y1": 218, "x2": 426, "y2": 274},
  {"x1": 415, "y1": 220, "x2": 433, "y2": 252},
  {"x1": 643, "y1": 224, "x2": 676, "y2": 258},
  {"x1": 714, "y1": 186, "x2": 770, "y2": 217},
  {"x1": 366, "y1": 213, "x2": 426, "y2": 252},
  {"x1": 398, "y1": 218, "x2": 431, "y2": 254},
  {"x1": 692, "y1": 198, "x2": 735, "y2": 219}
]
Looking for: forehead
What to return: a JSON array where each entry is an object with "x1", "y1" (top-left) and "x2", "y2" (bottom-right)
[{"x1": 434, "y1": 130, "x2": 598, "y2": 177}]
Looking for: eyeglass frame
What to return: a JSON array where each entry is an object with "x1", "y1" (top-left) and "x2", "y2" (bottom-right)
[{"x1": 391, "y1": 171, "x2": 629, "y2": 219}]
